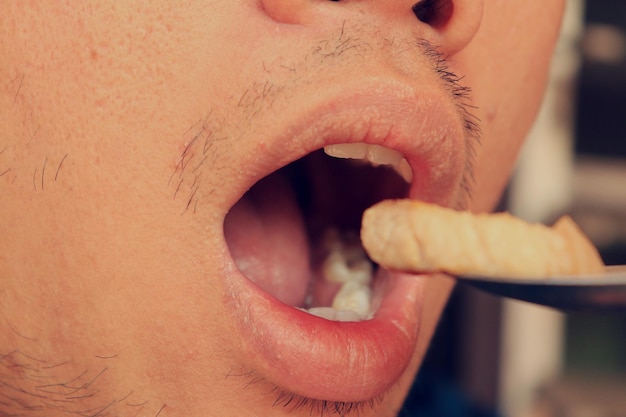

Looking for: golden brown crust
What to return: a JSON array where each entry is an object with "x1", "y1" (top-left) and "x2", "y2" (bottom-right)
[{"x1": 360, "y1": 200, "x2": 605, "y2": 278}]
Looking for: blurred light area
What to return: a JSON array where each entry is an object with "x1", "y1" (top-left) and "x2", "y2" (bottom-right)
[
  {"x1": 582, "y1": 23, "x2": 626, "y2": 63},
  {"x1": 500, "y1": 1, "x2": 584, "y2": 417},
  {"x1": 572, "y1": 157, "x2": 626, "y2": 248}
]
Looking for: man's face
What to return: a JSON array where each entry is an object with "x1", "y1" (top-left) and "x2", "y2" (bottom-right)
[{"x1": 0, "y1": 1, "x2": 564, "y2": 416}]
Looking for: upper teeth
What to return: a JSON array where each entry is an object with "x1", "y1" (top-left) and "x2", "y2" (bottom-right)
[{"x1": 323, "y1": 143, "x2": 413, "y2": 183}]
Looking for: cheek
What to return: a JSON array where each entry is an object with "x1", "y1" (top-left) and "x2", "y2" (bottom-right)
[
  {"x1": 1, "y1": 3, "x2": 231, "y2": 149},
  {"x1": 454, "y1": 1, "x2": 565, "y2": 212}
]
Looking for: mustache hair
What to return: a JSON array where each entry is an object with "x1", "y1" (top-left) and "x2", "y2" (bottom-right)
[{"x1": 170, "y1": 24, "x2": 481, "y2": 215}]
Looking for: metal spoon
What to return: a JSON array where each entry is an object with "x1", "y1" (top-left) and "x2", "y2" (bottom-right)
[{"x1": 456, "y1": 265, "x2": 626, "y2": 312}]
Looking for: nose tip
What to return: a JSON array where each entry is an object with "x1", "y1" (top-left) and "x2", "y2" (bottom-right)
[{"x1": 259, "y1": 0, "x2": 483, "y2": 56}]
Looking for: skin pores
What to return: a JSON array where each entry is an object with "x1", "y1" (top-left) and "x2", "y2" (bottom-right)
[{"x1": 0, "y1": 1, "x2": 564, "y2": 416}]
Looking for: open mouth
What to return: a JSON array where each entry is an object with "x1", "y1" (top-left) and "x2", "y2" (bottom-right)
[
  {"x1": 218, "y1": 82, "x2": 471, "y2": 408},
  {"x1": 224, "y1": 144, "x2": 412, "y2": 323}
]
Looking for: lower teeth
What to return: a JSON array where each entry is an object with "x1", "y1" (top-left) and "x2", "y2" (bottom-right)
[
  {"x1": 304, "y1": 307, "x2": 364, "y2": 322},
  {"x1": 331, "y1": 281, "x2": 372, "y2": 318},
  {"x1": 301, "y1": 229, "x2": 375, "y2": 322}
]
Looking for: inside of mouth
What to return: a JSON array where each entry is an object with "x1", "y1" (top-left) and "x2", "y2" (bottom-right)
[{"x1": 223, "y1": 148, "x2": 410, "y2": 322}]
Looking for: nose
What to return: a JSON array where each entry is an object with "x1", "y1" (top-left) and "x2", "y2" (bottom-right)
[{"x1": 259, "y1": 0, "x2": 483, "y2": 55}]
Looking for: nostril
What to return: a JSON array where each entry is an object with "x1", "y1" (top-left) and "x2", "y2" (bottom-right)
[{"x1": 412, "y1": 0, "x2": 453, "y2": 28}]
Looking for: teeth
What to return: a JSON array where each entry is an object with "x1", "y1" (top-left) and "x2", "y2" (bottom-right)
[
  {"x1": 300, "y1": 307, "x2": 368, "y2": 323},
  {"x1": 321, "y1": 229, "x2": 373, "y2": 286},
  {"x1": 322, "y1": 250, "x2": 373, "y2": 286},
  {"x1": 306, "y1": 307, "x2": 339, "y2": 321},
  {"x1": 324, "y1": 143, "x2": 414, "y2": 183},
  {"x1": 324, "y1": 143, "x2": 368, "y2": 159},
  {"x1": 334, "y1": 309, "x2": 363, "y2": 322},
  {"x1": 331, "y1": 281, "x2": 372, "y2": 318},
  {"x1": 304, "y1": 307, "x2": 364, "y2": 322},
  {"x1": 300, "y1": 229, "x2": 375, "y2": 322},
  {"x1": 395, "y1": 158, "x2": 413, "y2": 184},
  {"x1": 365, "y1": 145, "x2": 403, "y2": 166}
]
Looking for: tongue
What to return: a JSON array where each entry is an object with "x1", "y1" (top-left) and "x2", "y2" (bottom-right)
[{"x1": 224, "y1": 173, "x2": 311, "y2": 307}]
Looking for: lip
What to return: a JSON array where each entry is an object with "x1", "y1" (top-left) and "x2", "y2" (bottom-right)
[{"x1": 221, "y1": 78, "x2": 470, "y2": 402}]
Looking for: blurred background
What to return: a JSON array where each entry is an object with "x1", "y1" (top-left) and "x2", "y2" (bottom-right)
[{"x1": 408, "y1": 1, "x2": 626, "y2": 416}]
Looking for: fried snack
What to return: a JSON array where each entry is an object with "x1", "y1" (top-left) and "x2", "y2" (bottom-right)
[{"x1": 360, "y1": 200, "x2": 605, "y2": 278}]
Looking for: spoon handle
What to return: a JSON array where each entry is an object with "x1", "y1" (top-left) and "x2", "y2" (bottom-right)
[{"x1": 457, "y1": 265, "x2": 626, "y2": 312}]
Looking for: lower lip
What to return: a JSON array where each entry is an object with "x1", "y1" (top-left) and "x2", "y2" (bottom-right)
[{"x1": 225, "y1": 267, "x2": 425, "y2": 402}]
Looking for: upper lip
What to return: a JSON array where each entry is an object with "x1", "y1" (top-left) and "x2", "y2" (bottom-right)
[
  {"x1": 220, "y1": 77, "x2": 471, "y2": 403},
  {"x1": 220, "y1": 77, "x2": 471, "y2": 213}
]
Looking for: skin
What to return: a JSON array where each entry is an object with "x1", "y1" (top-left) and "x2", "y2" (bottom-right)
[{"x1": 0, "y1": 1, "x2": 564, "y2": 416}]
